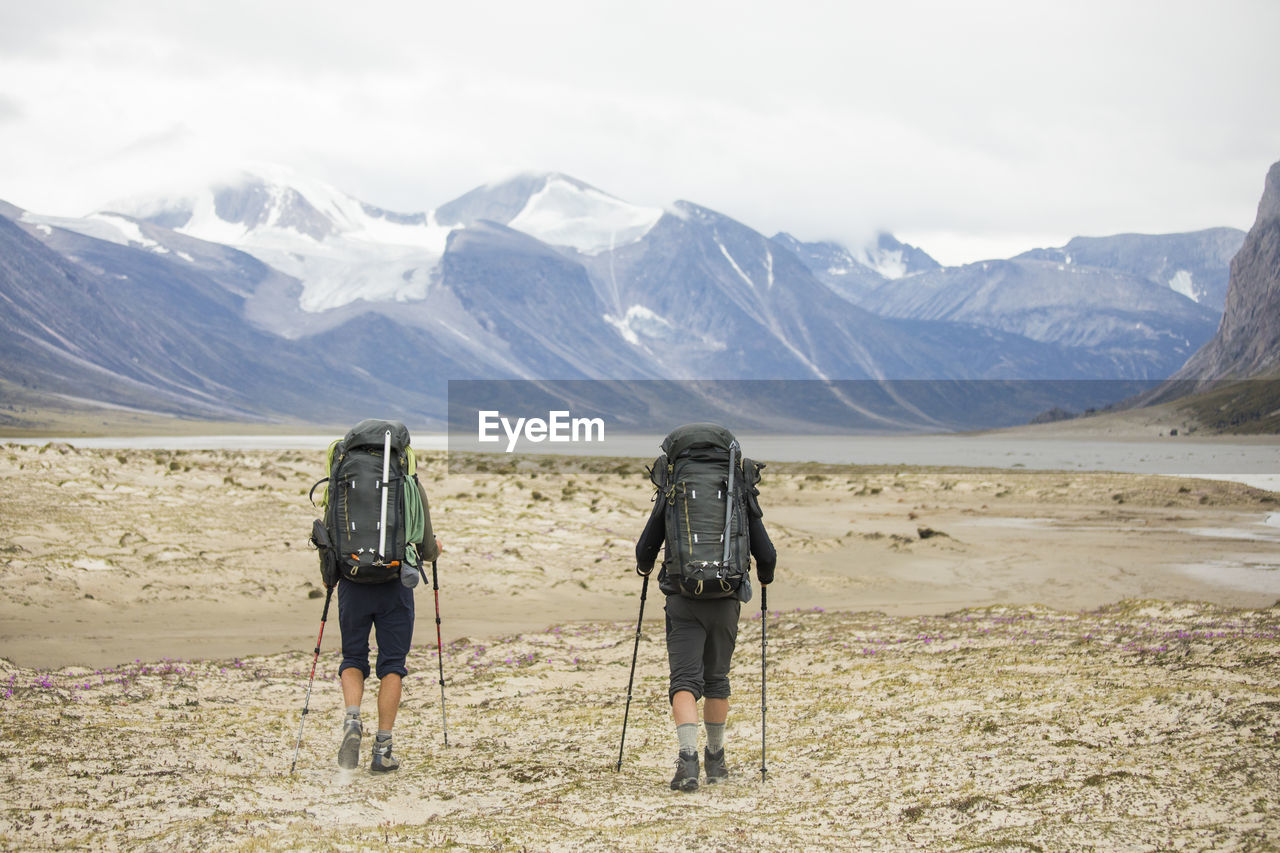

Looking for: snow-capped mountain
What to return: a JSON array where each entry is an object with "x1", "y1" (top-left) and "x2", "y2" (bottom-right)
[
  {"x1": 773, "y1": 231, "x2": 942, "y2": 303},
  {"x1": 436, "y1": 172, "x2": 663, "y2": 252},
  {"x1": 855, "y1": 232, "x2": 942, "y2": 280},
  {"x1": 103, "y1": 166, "x2": 450, "y2": 312},
  {"x1": 1016, "y1": 228, "x2": 1244, "y2": 311},
  {"x1": 770, "y1": 234, "x2": 887, "y2": 302},
  {"x1": 858, "y1": 257, "x2": 1220, "y2": 378},
  {"x1": 0, "y1": 166, "x2": 1252, "y2": 429},
  {"x1": 774, "y1": 228, "x2": 1227, "y2": 377},
  {"x1": 0, "y1": 199, "x2": 413, "y2": 423},
  {"x1": 94, "y1": 168, "x2": 663, "y2": 314}
]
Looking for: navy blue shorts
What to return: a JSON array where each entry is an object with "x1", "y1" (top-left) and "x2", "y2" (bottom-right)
[
  {"x1": 665, "y1": 594, "x2": 741, "y2": 702},
  {"x1": 337, "y1": 578, "x2": 415, "y2": 680}
]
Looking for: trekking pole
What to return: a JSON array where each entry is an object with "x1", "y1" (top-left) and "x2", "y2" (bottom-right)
[
  {"x1": 760, "y1": 584, "x2": 769, "y2": 782},
  {"x1": 290, "y1": 583, "x2": 334, "y2": 775},
  {"x1": 421, "y1": 558, "x2": 449, "y2": 746},
  {"x1": 615, "y1": 571, "x2": 649, "y2": 772}
]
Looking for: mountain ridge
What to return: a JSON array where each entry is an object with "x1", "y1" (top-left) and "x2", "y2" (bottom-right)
[
  {"x1": 1, "y1": 164, "x2": 1266, "y2": 431},
  {"x1": 1170, "y1": 161, "x2": 1280, "y2": 381}
]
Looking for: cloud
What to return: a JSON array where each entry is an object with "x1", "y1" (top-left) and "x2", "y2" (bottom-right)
[
  {"x1": 0, "y1": 1, "x2": 113, "y2": 56},
  {"x1": 1, "y1": 0, "x2": 1278, "y2": 262},
  {"x1": 0, "y1": 93, "x2": 20, "y2": 123}
]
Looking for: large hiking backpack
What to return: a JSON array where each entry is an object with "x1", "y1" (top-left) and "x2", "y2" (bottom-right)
[
  {"x1": 649, "y1": 423, "x2": 763, "y2": 599},
  {"x1": 308, "y1": 419, "x2": 427, "y2": 586}
]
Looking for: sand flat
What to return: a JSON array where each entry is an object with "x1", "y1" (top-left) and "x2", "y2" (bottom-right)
[{"x1": 1, "y1": 442, "x2": 1278, "y2": 849}]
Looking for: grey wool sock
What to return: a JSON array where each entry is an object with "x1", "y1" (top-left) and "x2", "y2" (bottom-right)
[
  {"x1": 376, "y1": 730, "x2": 393, "y2": 743},
  {"x1": 676, "y1": 723, "x2": 698, "y2": 754},
  {"x1": 705, "y1": 721, "x2": 725, "y2": 752},
  {"x1": 345, "y1": 706, "x2": 361, "y2": 720}
]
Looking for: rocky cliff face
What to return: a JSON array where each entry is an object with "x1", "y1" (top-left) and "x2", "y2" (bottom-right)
[{"x1": 1173, "y1": 160, "x2": 1280, "y2": 379}]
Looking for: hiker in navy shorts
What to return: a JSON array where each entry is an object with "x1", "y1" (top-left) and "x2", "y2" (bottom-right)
[{"x1": 336, "y1": 532, "x2": 439, "y2": 771}]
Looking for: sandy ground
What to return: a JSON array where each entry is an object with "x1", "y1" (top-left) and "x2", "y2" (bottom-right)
[{"x1": 1, "y1": 442, "x2": 1278, "y2": 849}]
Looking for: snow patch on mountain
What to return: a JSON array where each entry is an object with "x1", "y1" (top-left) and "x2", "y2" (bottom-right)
[
  {"x1": 92, "y1": 214, "x2": 164, "y2": 251},
  {"x1": 1168, "y1": 269, "x2": 1198, "y2": 303},
  {"x1": 604, "y1": 305, "x2": 675, "y2": 346},
  {"x1": 718, "y1": 240, "x2": 755, "y2": 290},
  {"x1": 21, "y1": 211, "x2": 164, "y2": 252},
  {"x1": 822, "y1": 246, "x2": 862, "y2": 277},
  {"x1": 859, "y1": 246, "x2": 908, "y2": 279},
  {"x1": 506, "y1": 175, "x2": 661, "y2": 254}
]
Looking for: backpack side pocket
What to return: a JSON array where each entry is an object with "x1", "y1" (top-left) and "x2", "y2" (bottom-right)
[{"x1": 310, "y1": 518, "x2": 339, "y2": 589}]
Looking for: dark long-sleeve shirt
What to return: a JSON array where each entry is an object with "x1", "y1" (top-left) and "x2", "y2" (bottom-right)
[{"x1": 635, "y1": 493, "x2": 776, "y2": 599}]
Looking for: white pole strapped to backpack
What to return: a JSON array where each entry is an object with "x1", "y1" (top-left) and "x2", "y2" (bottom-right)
[
  {"x1": 377, "y1": 429, "x2": 391, "y2": 561},
  {"x1": 721, "y1": 440, "x2": 739, "y2": 567}
]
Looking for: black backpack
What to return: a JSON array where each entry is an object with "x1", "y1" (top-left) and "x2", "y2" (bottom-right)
[
  {"x1": 309, "y1": 419, "x2": 424, "y2": 585},
  {"x1": 649, "y1": 423, "x2": 763, "y2": 599}
]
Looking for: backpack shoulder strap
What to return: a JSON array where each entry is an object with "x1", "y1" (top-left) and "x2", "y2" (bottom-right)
[
  {"x1": 646, "y1": 453, "x2": 675, "y2": 504},
  {"x1": 647, "y1": 454, "x2": 667, "y2": 488},
  {"x1": 312, "y1": 438, "x2": 344, "y2": 509},
  {"x1": 308, "y1": 477, "x2": 329, "y2": 507},
  {"x1": 741, "y1": 456, "x2": 765, "y2": 518}
]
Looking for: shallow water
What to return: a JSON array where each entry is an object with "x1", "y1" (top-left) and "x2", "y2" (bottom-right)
[
  {"x1": 1176, "y1": 559, "x2": 1280, "y2": 595},
  {"x1": 1184, "y1": 524, "x2": 1280, "y2": 543}
]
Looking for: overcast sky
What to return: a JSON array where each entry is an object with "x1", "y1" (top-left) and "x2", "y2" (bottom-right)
[{"x1": 1, "y1": 0, "x2": 1277, "y2": 265}]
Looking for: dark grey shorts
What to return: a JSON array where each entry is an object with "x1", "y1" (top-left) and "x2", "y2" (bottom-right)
[{"x1": 664, "y1": 594, "x2": 741, "y2": 702}]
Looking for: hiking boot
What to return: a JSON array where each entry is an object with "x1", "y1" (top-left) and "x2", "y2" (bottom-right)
[
  {"x1": 704, "y1": 747, "x2": 728, "y2": 784},
  {"x1": 337, "y1": 717, "x2": 362, "y2": 769},
  {"x1": 371, "y1": 737, "x2": 399, "y2": 773},
  {"x1": 670, "y1": 749, "x2": 699, "y2": 791}
]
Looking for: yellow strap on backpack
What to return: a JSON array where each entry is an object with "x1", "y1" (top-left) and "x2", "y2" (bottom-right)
[{"x1": 319, "y1": 438, "x2": 342, "y2": 509}]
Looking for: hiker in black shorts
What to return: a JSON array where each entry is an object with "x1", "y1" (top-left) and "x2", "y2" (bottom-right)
[{"x1": 635, "y1": 423, "x2": 777, "y2": 791}]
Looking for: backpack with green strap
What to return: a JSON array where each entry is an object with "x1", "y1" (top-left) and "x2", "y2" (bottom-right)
[{"x1": 308, "y1": 419, "x2": 427, "y2": 586}]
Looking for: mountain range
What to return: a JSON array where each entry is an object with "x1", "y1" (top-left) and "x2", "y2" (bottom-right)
[{"x1": 0, "y1": 165, "x2": 1258, "y2": 431}]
